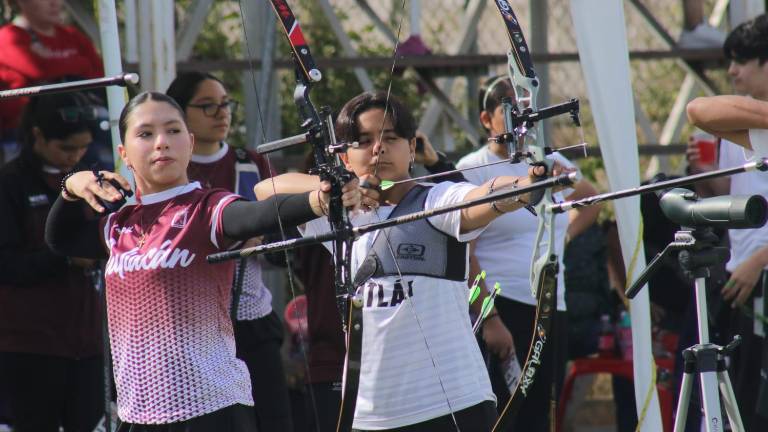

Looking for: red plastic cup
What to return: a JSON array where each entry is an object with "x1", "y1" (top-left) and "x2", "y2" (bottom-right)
[
  {"x1": 694, "y1": 135, "x2": 716, "y2": 165},
  {"x1": 284, "y1": 295, "x2": 308, "y2": 337}
]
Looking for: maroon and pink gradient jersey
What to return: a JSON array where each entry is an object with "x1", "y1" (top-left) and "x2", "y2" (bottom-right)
[{"x1": 100, "y1": 182, "x2": 252, "y2": 424}]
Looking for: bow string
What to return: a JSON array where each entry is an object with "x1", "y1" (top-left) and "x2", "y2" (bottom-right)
[{"x1": 264, "y1": 2, "x2": 365, "y2": 431}]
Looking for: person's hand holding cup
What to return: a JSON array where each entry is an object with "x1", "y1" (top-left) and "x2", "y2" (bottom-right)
[{"x1": 686, "y1": 132, "x2": 717, "y2": 173}]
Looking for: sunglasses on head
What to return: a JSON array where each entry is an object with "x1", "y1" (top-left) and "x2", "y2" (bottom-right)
[{"x1": 57, "y1": 106, "x2": 98, "y2": 123}]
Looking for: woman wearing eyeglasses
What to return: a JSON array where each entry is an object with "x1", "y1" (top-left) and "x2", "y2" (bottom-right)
[
  {"x1": 166, "y1": 73, "x2": 293, "y2": 431},
  {"x1": 0, "y1": 92, "x2": 104, "y2": 432}
]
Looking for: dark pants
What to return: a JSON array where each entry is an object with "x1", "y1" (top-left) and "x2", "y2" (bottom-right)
[
  {"x1": 484, "y1": 297, "x2": 568, "y2": 432},
  {"x1": 235, "y1": 311, "x2": 294, "y2": 432},
  {"x1": 116, "y1": 404, "x2": 257, "y2": 432},
  {"x1": 352, "y1": 400, "x2": 496, "y2": 432},
  {"x1": 307, "y1": 381, "x2": 342, "y2": 432},
  {"x1": 0, "y1": 352, "x2": 103, "y2": 432},
  {"x1": 728, "y1": 302, "x2": 768, "y2": 431}
]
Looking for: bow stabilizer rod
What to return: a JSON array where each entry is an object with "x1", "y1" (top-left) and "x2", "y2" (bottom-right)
[
  {"x1": 552, "y1": 159, "x2": 768, "y2": 213},
  {"x1": 0, "y1": 73, "x2": 139, "y2": 99}
]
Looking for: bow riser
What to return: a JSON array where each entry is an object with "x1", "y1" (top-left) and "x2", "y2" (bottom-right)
[{"x1": 266, "y1": 2, "x2": 360, "y2": 430}]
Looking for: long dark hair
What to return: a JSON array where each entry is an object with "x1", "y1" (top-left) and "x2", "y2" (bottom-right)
[
  {"x1": 165, "y1": 72, "x2": 224, "y2": 111},
  {"x1": 19, "y1": 92, "x2": 94, "y2": 150},
  {"x1": 118, "y1": 91, "x2": 186, "y2": 142}
]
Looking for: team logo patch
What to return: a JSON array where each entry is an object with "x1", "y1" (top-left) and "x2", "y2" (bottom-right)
[
  {"x1": 396, "y1": 243, "x2": 425, "y2": 261},
  {"x1": 170, "y1": 209, "x2": 188, "y2": 228}
]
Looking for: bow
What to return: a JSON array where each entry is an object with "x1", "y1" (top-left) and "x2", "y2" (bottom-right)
[
  {"x1": 257, "y1": 2, "x2": 363, "y2": 430},
  {"x1": 490, "y1": 1, "x2": 580, "y2": 430}
]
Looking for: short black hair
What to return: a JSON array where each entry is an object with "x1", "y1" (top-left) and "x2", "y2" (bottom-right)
[
  {"x1": 165, "y1": 72, "x2": 224, "y2": 111},
  {"x1": 19, "y1": 92, "x2": 93, "y2": 149},
  {"x1": 724, "y1": 14, "x2": 768, "y2": 64},
  {"x1": 335, "y1": 91, "x2": 416, "y2": 144},
  {"x1": 118, "y1": 92, "x2": 186, "y2": 142}
]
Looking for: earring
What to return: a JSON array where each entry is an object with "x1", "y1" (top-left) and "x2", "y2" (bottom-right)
[{"x1": 409, "y1": 155, "x2": 415, "y2": 172}]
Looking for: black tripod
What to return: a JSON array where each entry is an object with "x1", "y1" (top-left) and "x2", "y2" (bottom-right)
[{"x1": 628, "y1": 227, "x2": 744, "y2": 432}]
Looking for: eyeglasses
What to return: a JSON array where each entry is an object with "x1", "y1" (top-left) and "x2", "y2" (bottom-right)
[
  {"x1": 187, "y1": 100, "x2": 239, "y2": 117},
  {"x1": 58, "y1": 106, "x2": 98, "y2": 122}
]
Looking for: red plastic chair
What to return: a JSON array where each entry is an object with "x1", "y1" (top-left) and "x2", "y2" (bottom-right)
[{"x1": 556, "y1": 357, "x2": 675, "y2": 432}]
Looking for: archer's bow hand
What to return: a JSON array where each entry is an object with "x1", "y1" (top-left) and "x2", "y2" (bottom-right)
[
  {"x1": 530, "y1": 162, "x2": 576, "y2": 193},
  {"x1": 316, "y1": 177, "x2": 363, "y2": 214}
]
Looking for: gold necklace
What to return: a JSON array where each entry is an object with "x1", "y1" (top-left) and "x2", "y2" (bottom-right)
[{"x1": 136, "y1": 200, "x2": 174, "y2": 248}]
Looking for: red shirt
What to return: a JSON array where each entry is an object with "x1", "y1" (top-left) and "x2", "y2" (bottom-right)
[
  {"x1": 0, "y1": 23, "x2": 103, "y2": 131},
  {"x1": 101, "y1": 183, "x2": 252, "y2": 423}
]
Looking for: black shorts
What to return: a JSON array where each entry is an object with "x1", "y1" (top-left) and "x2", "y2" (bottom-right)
[
  {"x1": 116, "y1": 404, "x2": 257, "y2": 432},
  {"x1": 352, "y1": 400, "x2": 495, "y2": 432}
]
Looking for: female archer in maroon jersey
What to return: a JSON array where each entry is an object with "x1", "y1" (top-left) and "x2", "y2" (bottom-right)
[{"x1": 45, "y1": 91, "x2": 361, "y2": 432}]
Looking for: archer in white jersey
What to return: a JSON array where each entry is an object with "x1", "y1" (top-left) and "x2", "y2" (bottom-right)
[{"x1": 256, "y1": 91, "x2": 573, "y2": 431}]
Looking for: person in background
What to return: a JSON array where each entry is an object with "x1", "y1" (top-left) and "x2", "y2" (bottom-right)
[
  {"x1": 685, "y1": 14, "x2": 768, "y2": 430},
  {"x1": 457, "y1": 75, "x2": 601, "y2": 431},
  {"x1": 166, "y1": 71, "x2": 293, "y2": 432},
  {"x1": 0, "y1": 91, "x2": 103, "y2": 432},
  {"x1": 0, "y1": 0, "x2": 103, "y2": 162},
  {"x1": 678, "y1": 0, "x2": 726, "y2": 49}
]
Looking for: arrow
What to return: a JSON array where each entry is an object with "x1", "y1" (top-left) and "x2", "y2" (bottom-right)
[{"x1": 380, "y1": 142, "x2": 587, "y2": 191}]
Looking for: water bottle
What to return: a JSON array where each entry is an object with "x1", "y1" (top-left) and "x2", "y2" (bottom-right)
[
  {"x1": 597, "y1": 313, "x2": 616, "y2": 358},
  {"x1": 617, "y1": 311, "x2": 633, "y2": 361}
]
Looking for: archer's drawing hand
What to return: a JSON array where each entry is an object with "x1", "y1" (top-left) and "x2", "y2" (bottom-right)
[
  {"x1": 63, "y1": 170, "x2": 132, "y2": 213},
  {"x1": 358, "y1": 174, "x2": 381, "y2": 212}
]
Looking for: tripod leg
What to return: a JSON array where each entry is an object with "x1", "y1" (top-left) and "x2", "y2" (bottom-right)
[
  {"x1": 718, "y1": 371, "x2": 745, "y2": 432},
  {"x1": 675, "y1": 372, "x2": 695, "y2": 432},
  {"x1": 699, "y1": 371, "x2": 724, "y2": 432}
]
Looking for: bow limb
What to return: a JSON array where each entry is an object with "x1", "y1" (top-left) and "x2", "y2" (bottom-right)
[
  {"x1": 240, "y1": 1, "x2": 362, "y2": 431},
  {"x1": 491, "y1": 2, "x2": 563, "y2": 430},
  {"x1": 267, "y1": 3, "x2": 364, "y2": 431}
]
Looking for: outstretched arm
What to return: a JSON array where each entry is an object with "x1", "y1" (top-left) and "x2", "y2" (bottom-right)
[
  {"x1": 459, "y1": 163, "x2": 575, "y2": 233},
  {"x1": 255, "y1": 173, "x2": 380, "y2": 211}
]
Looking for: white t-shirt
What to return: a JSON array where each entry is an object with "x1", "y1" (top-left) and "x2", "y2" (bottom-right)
[
  {"x1": 457, "y1": 146, "x2": 575, "y2": 310},
  {"x1": 719, "y1": 139, "x2": 768, "y2": 272},
  {"x1": 303, "y1": 182, "x2": 495, "y2": 430}
]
